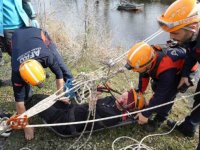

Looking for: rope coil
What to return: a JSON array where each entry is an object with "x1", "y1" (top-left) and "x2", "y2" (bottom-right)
[{"x1": 112, "y1": 99, "x2": 200, "y2": 150}]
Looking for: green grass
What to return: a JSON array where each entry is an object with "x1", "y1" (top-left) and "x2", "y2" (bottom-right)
[{"x1": 0, "y1": 51, "x2": 198, "y2": 150}]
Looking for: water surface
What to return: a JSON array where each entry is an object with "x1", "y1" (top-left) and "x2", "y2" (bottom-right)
[{"x1": 34, "y1": 0, "x2": 172, "y2": 48}]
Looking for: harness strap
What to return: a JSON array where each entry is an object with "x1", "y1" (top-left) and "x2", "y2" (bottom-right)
[
  {"x1": 150, "y1": 45, "x2": 167, "y2": 78},
  {"x1": 122, "y1": 111, "x2": 128, "y2": 121},
  {"x1": 97, "y1": 83, "x2": 122, "y2": 95}
]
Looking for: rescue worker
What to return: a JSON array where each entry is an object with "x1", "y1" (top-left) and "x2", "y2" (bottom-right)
[
  {"x1": 11, "y1": 27, "x2": 73, "y2": 140},
  {"x1": 125, "y1": 41, "x2": 186, "y2": 132},
  {"x1": 157, "y1": 0, "x2": 200, "y2": 148},
  {"x1": 30, "y1": 87, "x2": 145, "y2": 137},
  {"x1": 0, "y1": 0, "x2": 39, "y2": 56}
]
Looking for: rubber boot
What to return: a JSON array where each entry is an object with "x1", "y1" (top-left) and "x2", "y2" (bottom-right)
[{"x1": 144, "y1": 115, "x2": 165, "y2": 132}]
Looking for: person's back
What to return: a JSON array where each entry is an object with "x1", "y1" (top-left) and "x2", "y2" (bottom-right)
[
  {"x1": 12, "y1": 27, "x2": 51, "y2": 72},
  {"x1": 11, "y1": 27, "x2": 73, "y2": 81}
]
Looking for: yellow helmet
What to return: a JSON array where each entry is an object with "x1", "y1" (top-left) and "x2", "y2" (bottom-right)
[
  {"x1": 158, "y1": 0, "x2": 200, "y2": 32},
  {"x1": 19, "y1": 59, "x2": 46, "y2": 86},
  {"x1": 125, "y1": 42, "x2": 155, "y2": 73}
]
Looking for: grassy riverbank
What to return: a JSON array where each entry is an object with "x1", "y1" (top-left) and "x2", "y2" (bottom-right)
[
  {"x1": 0, "y1": 1, "x2": 199, "y2": 148},
  {"x1": 0, "y1": 27, "x2": 198, "y2": 150}
]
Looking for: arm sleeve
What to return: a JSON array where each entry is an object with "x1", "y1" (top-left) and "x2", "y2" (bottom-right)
[
  {"x1": 181, "y1": 51, "x2": 197, "y2": 77},
  {"x1": 138, "y1": 73, "x2": 150, "y2": 93},
  {"x1": 47, "y1": 56, "x2": 64, "y2": 79},
  {"x1": 142, "y1": 69, "x2": 178, "y2": 118},
  {"x1": 22, "y1": 0, "x2": 37, "y2": 19}
]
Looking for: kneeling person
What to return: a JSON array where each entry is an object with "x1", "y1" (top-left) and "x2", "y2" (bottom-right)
[{"x1": 125, "y1": 42, "x2": 187, "y2": 131}]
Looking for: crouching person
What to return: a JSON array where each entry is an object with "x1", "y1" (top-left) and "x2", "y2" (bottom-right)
[
  {"x1": 11, "y1": 27, "x2": 73, "y2": 140},
  {"x1": 34, "y1": 88, "x2": 145, "y2": 137},
  {"x1": 125, "y1": 42, "x2": 187, "y2": 131}
]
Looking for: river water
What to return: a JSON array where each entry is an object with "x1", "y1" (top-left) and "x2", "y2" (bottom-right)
[{"x1": 34, "y1": 0, "x2": 172, "y2": 49}]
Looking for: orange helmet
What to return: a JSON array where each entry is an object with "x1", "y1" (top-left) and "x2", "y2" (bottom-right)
[
  {"x1": 132, "y1": 89, "x2": 145, "y2": 110},
  {"x1": 19, "y1": 59, "x2": 46, "y2": 86},
  {"x1": 125, "y1": 42, "x2": 155, "y2": 73},
  {"x1": 158, "y1": 0, "x2": 200, "y2": 32},
  {"x1": 116, "y1": 88, "x2": 145, "y2": 111}
]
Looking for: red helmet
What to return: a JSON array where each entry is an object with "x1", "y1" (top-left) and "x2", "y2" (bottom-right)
[{"x1": 116, "y1": 89, "x2": 145, "y2": 111}]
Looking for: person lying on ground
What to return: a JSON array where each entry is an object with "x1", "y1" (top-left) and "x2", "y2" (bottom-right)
[
  {"x1": 11, "y1": 27, "x2": 73, "y2": 140},
  {"x1": 30, "y1": 87, "x2": 145, "y2": 137}
]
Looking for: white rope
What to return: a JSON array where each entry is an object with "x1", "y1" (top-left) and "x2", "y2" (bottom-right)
[
  {"x1": 89, "y1": 28, "x2": 163, "y2": 75},
  {"x1": 111, "y1": 29, "x2": 163, "y2": 66},
  {"x1": 67, "y1": 111, "x2": 92, "y2": 150},
  {"x1": 18, "y1": 87, "x2": 64, "y2": 118},
  {"x1": 67, "y1": 87, "x2": 97, "y2": 150},
  {"x1": 18, "y1": 78, "x2": 99, "y2": 119},
  {"x1": 77, "y1": 110, "x2": 96, "y2": 150},
  {"x1": 144, "y1": 29, "x2": 163, "y2": 43},
  {"x1": 112, "y1": 136, "x2": 152, "y2": 150},
  {"x1": 2, "y1": 28, "x2": 164, "y2": 130},
  {"x1": 19, "y1": 93, "x2": 58, "y2": 118},
  {"x1": 112, "y1": 97, "x2": 200, "y2": 150},
  {"x1": 26, "y1": 91, "x2": 200, "y2": 128}
]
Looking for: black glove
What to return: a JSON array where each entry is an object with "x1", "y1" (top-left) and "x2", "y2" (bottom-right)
[{"x1": 178, "y1": 79, "x2": 194, "y2": 93}]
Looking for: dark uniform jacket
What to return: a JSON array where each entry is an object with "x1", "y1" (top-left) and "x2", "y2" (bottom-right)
[
  {"x1": 11, "y1": 27, "x2": 72, "y2": 101},
  {"x1": 138, "y1": 45, "x2": 186, "y2": 118}
]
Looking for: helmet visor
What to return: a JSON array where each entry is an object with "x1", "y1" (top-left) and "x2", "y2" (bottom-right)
[
  {"x1": 158, "y1": 15, "x2": 200, "y2": 31},
  {"x1": 126, "y1": 56, "x2": 154, "y2": 73}
]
